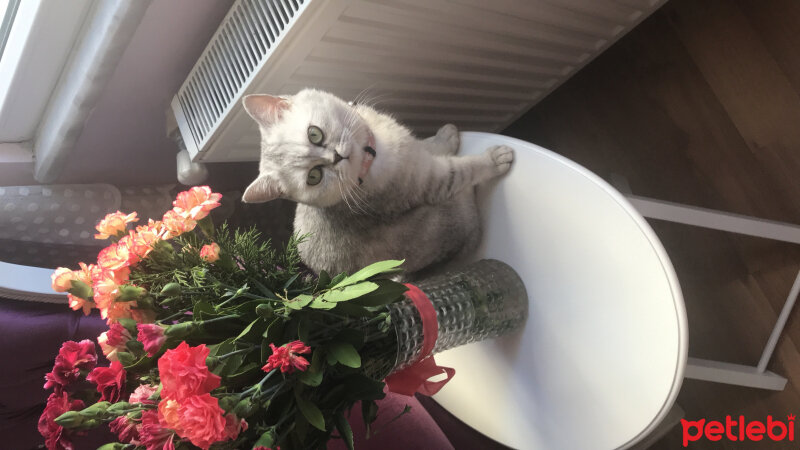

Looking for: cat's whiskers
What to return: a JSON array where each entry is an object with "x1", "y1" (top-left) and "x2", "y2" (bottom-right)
[
  {"x1": 337, "y1": 171, "x2": 374, "y2": 216},
  {"x1": 336, "y1": 172, "x2": 357, "y2": 214},
  {"x1": 342, "y1": 174, "x2": 376, "y2": 216}
]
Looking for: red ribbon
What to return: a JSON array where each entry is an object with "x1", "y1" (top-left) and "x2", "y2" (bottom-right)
[{"x1": 384, "y1": 284, "x2": 456, "y2": 396}]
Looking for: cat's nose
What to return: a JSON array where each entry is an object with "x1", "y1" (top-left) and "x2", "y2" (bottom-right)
[{"x1": 333, "y1": 151, "x2": 345, "y2": 165}]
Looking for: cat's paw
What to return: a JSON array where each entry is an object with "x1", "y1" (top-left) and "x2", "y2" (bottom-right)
[
  {"x1": 487, "y1": 145, "x2": 514, "y2": 175},
  {"x1": 436, "y1": 124, "x2": 460, "y2": 154}
]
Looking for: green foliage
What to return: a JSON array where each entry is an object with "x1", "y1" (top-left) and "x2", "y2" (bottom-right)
[{"x1": 110, "y1": 224, "x2": 409, "y2": 449}]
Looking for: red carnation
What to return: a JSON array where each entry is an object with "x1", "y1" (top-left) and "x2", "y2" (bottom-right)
[
  {"x1": 177, "y1": 393, "x2": 228, "y2": 449},
  {"x1": 137, "y1": 323, "x2": 167, "y2": 357},
  {"x1": 86, "y1": 360, "x2": 126, "y2": 402},
  {"x1": 38, "y1": 391, "x2": 85, "y2": 450},
  {"x1": 223, "y1": 413, "x2": 247, "y2": 441},
  {"x1": 138, "y1": 410, "x2": 175, "y2": 450},
  {"x1": 109, "y1": 416, "x2": 139, "y2": 444},
  {"x1": 261, "y1": 340, "x2": 311, "y2": 374},
  {"x1": 44, "y1": 340, "x2": 97, "y2": 392},
  {"x1": 158, "y1": 342, "x2": 220, "y2": 401}
]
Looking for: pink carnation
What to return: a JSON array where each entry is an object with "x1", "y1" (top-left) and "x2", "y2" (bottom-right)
[
  {"x1": 261, "y1": 340, "x2": 311, "y2": 374},
  {"x1": 129, "y1": 384, "x2": 158, "y2": 405},
  {"x1": 98, "y1": 323, "x2": 132, "y2": 362},
  {"x1": 158, "y1": 342, "x2": 220, "y2": 401},
  {"x1": 177, "y1": 394, "x2": 228, "y2": 449},
  {"x1": 137, "y1": 323, "x2": 167, "y2": 357},
  {"x1": 139, "y1": 410, "x2": 175, "y2": 450},
  {"x1": 110, "y1": 416, "x2": 139, "y2": 444}
]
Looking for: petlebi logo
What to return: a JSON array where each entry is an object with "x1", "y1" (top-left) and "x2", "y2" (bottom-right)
[{"x1": 681, "y1": 414, "x2": 796, "y2": 447}]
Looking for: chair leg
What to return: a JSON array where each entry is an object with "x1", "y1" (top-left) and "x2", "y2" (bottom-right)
[{"x1": 610, "y1": 174, "x2": 800, "y2": 391}]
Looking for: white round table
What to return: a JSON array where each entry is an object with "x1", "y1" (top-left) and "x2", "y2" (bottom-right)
[{"x1": 432, "y1": 132, "x2": 688, "y2": 449}]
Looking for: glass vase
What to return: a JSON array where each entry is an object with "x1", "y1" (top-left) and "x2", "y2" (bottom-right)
[{"x1": 362, "y1": 259, "x2": 528, "y2": 379}]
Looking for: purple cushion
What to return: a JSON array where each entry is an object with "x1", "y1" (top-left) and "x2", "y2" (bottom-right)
[{"x1": 0, "y1": 299, "x2": 112, "y2": 449}]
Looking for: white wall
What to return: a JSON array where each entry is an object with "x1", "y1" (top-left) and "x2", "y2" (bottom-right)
[{"x1": 55, "y1": 0, "x2": 233, "y2": 186}]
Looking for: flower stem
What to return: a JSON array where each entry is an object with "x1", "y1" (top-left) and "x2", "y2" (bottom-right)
[
  {"x1": 216, "y1": 346, "x2": 259, "y2": 360},
  {"x1": 200, "y1": 315, "x2": 241, "y2": 325}
]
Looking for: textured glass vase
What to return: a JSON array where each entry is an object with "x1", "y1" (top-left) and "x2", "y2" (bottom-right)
[{"x1": 362, "y1": 259, "x2": 528, "y2": 379}]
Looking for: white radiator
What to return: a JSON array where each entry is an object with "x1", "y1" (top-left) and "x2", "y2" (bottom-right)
[{"x1": 171, "y1": 0, "x2": 665, "y2": 165}]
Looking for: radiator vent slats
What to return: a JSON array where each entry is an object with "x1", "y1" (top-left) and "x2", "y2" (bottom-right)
[
  {"x1": 175, "y1": 0, "x2": 304, "y2": 153},
  {"x1": 172, "y1": 0, "x2": 664, "y2": 162}
]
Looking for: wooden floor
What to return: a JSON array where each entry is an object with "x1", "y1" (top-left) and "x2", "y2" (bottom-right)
[{"x1": 503, "y1": 0, "x2": 800, "y2": 448}]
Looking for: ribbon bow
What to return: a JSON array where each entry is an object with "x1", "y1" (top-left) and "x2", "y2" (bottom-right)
[{"x1": 384, "y1": 284, "x2": 456, "y2": 396}]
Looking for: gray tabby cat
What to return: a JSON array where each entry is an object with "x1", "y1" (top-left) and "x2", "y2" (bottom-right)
[{"x1": 241, "y1": 89, "x2": 514, "y2": 278}]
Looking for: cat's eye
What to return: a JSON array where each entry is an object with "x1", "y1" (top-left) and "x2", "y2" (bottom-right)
[
  {"x1": 307, "y1": 126, "x2": 324, "y2": 145},
  {"x1": 307, "y1": 166, "x2": 323, "y2": 185}
]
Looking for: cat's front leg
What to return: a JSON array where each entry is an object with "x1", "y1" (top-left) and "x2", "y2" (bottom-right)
[
  {"x1": 421, "y1": 145, "x2": 514, "y2": 204},
  {"x1": 421, "y1": 124, "x2": 460, "y2": 155}
]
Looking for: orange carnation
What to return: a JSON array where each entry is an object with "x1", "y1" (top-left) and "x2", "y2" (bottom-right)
[
  {"x1": 68, "y1": 294, "x2": 93, "y2": 316},
  {"x1": 103, "y1": 301, "x2": 134, "y2": 324},
  {"x1": 199, "y1": 243, "x2": 220, "y2": 263},
  {"x1": 92, "y1": 267, "x2": 130, "y2": 311},
  {"x1": 172, "y1": 186, "x2": 222, "y2": 221},
  {"x1": 158, "y1": 399, "x2": 183, "y2": 433},
  {"x1": 97, "y1": 243, "x2": 132, "y2": 272},
  {"x1": 162, "y1": 210, "x2": 196, "y2": 239},
  {"x1": 51, "y1": 267, "x2": 75, "y2": 292},
  {"x1": 95, "y1": 211, "x2": 138, "y2": 240},
  {"x1": 76, "y1": 262, "x2": 96, "y2": 285},
  {"x1": 132, "y1": 220, "x2": 167, "y2": 256}
]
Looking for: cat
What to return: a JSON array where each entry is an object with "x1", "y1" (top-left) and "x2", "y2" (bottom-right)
[{"x1": 241, "y1": 89, "x2": 514, "y2": 278}]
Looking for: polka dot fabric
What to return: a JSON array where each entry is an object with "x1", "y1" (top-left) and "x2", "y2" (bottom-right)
[{"x1": 0, "y1": 184, "x2": 121, "y2": 246}]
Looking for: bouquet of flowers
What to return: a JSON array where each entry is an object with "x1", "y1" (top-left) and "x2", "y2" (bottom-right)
[{"x1": 39, "y1": 186, "x2": 528, "y2": 450}]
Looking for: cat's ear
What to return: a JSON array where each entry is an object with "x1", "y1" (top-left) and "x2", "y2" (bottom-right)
[
  {"x1": 242, "y1": 94, "x2": 289, "y2": 126},
  {"x1": 242, "y1": 176, "x2": 281, "y2": 203}
]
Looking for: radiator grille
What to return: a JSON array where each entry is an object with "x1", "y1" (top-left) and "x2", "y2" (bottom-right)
[
  {"x1": 176, "y1": 0, "x2": 305, "y2": 152},
  {"x1": 172, "y1": 0, "x2": 665, "y2": 163}
]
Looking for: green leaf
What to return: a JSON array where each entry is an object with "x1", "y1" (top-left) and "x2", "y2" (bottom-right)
[
  {"x1": 283, "y1": 273, "x2": 301, "y2": 290},
  {"x1": 315, "y1": 270, "x2": 331, "y2": 290},
  {"x1": 330, "y1": 259, "x2": 404, "y2": 289},
  {"x1": 250, "y1": 278, "x2": 276, "y2": 298},
  {"x1": 220, "y1": 353, "x2": 246, "y2": 377},
  {"x1": 344, "y1": 374, "x2": 386, "y2": 402},
  {"x1": 208, "y1": 338, "x2": 235, "y2": 357},
  {"x1": 125, "y1": 340, "x2": 144, "y2": 353},
  {"x1": 254, "y1": 430, "x2": 275, "y2": 448},
  {"x1": 309, "y1": 347, "x2": 324, "y2": 372},
  {"x1": 328, "y1": 272, "x2": 347, "y2": 288},
  {"x1": 193, "y1": 301, "x2": 216, "y2": 319},
  {"x1": 234, "y1": 318, "x2": 260, "y2": 341},
  {"x1": 362, "y1": 399, "x2": 379, "y2": 436},
  {"x1": 68, "y1": 279, "x2": 93, "y2": 300},
  {"x1": 300, "y1": 348, "x2": 324, "y2": 386},
  {"x1": 297, "y1": 316, "x2": 310, "y2": 342},
  {"x1": 351, "y1": 280, "x2": 408, "y2": 307},
  {"x1": 117, "y1": 318, "x2": 138, "y2": 334},
  {"x1": 228, "y1": 362, "x2": 259, "y2": 382},
  {"x1": 299, "y1": 368, "x2": 322, "y2": 386},
  {"x1": 335, "y1": 412, "x2": 355, "y2": 450},
  {"x1": 285, "y1": 294, "x2": 313, "y2": 310},
  {"x1": 327, "y1": 342, "x2": 361, "y2": 368},
  {"x1": 309, "y1": 296, "x2": 337, "y2": 310},
  {"x1": 334, "y1": 329, "x2": 365, "y2": 350},
  {"x1": 294, "y1": 390, "x2": 325, "y2": 431},
  {"x1": 262, "y1": 318, "x2": 283, "y2": 342},
  {"x1": 333, "y1": 302, "x2": 372, "y2": 317},
  {"x1": 321, "y1": 282, "x2": 379, "y2": 303}
]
